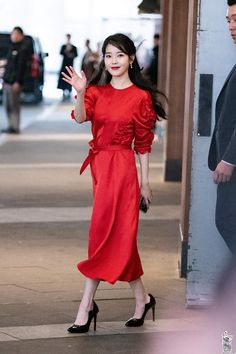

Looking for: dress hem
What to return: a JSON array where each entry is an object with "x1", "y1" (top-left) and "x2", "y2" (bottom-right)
[{"x1": 77, "y1": 264, "x2": 144, "y2": 285}]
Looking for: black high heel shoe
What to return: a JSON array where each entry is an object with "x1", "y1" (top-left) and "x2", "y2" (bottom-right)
[
  {"x1": 67, "y1": 301, "x2": 99, "y2": 333},
  {"x1": 125, "y1": 293, "x2": 156, "y2": 327}
]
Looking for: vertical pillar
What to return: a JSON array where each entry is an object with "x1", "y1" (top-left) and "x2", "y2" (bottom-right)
[
  {"x1": 159, "y1": 0, "x2": 170, "y2": 97},
  {"x1": 159, "y1": 0, "x2": 189, "y2": 181},
  {"x1": 179, "y1": 0, "x2": 198, "y2": 277}
]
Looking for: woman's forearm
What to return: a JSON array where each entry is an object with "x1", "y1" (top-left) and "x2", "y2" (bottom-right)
[
  {"x1": 138, "y1": 153, "x2": 149, "y2": 186},
  {"x1": 74, "y1": 91, "x2": 86, "y2": 123}
]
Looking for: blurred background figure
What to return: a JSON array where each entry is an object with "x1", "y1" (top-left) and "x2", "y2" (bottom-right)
[
  {"x1": 135, "y1": 38, "x2": 152, "y2": 73},
  {"x1": 145, "y1": 33, "x2": 160, "y2": 86},
  {"x1": 92, "y1": 42, "x2": 102, "y2": 73},
  {"x1": 57, "y1": 34, "x2": 78, "y2": 101},
  {"x1": 81, "y1": 39, "x2": 99, "y2": 82},
  {"x1": 2, "y1": 26, "x2": 29, "y2": 134}
]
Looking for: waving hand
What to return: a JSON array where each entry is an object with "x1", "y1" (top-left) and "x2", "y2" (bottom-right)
[{"x1": 61, "y1": 66, "x2": 87, "y2": 93}]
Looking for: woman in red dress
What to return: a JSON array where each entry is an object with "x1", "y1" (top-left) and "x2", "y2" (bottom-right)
[{"x1": 62, "y1": 33, "x2": 166, "y2": 333}]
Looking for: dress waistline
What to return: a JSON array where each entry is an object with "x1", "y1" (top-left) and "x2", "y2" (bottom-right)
[{"x1": 80, "y1": 142, "x2": 132, "y2": 175}]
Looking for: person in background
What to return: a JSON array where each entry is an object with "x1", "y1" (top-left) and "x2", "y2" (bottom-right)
[
  {"x1": 57, "y1": 34, "x2": 78, "y2": 101},
  {"x1": 81, "y1": 39, "x2": 98, "y2": 81},
  {"x1": 2, "y1": 26, "x2": 29, "y2": 134},
  {"x1": 92, "y1": 41, "x2": 102, "y2": 73},
  {"x1": 145, "y1": 34, "x2": 160, "y2": 86}
]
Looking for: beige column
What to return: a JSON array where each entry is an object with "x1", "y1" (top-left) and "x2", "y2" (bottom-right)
[
  {"x1": 159, "y1": 0, "x2": 198, "y2": 276},
  {"x1": 159, "y1": 0, "x2": 189, "y2": 181},
  {"x1": 179, "y1": 0, "x2": 198, "y2": 277}
]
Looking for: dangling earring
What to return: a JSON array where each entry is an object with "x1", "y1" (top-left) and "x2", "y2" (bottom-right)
[{"x1": 130, "y1": 63, "x2": 133, "y2": 69}]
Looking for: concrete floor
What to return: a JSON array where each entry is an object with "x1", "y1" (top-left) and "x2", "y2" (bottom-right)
[{"x1": 0, "y1": 101, "x2": 203, "y2": 354}]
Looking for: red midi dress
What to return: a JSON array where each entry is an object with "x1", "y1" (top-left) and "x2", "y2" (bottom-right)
[{"x1": 71, "y1": 83, "x2": 156, "y2": 284}]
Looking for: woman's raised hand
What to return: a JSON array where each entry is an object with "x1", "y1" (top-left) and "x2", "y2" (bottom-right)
[{"x1": 61, "y1": 66, "x2": 87, "y2": 93}]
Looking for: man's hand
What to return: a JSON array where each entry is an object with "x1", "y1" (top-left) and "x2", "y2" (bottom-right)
[{"x1": 213, "y1": 160, "x2": 235, "y2": 184}]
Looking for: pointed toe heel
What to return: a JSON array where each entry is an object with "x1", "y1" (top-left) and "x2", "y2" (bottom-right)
[
  {"x1": 68, "y1": 301, "x2": 99, "y2": 333},
  {"x1": 125, "y1": 293, "x2": 156, "y2": 327}
]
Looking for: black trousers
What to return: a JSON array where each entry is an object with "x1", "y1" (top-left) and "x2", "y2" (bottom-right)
[{"x1": 215, "y1": 171, "x2": 236, "y2": 254}]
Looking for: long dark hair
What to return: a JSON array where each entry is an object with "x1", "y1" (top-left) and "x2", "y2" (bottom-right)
[{"x1": 89, "y1": 33, "x2": 166, "y2": 120}]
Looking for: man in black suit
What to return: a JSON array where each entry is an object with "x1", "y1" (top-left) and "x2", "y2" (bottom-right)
[{"x1": 208, "y1": 0, "x2": 236, "y2": 254}]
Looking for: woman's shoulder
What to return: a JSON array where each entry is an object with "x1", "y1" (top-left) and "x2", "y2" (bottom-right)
[
  {"x1": 86, "y1": 84, "x2": 151, "y2": 102},
  {"x1": 132, "y1": 85, "x2": 152, "y2": 101},
  {"x1": 132, "y1": 85, "x2": 150, "y2": 96},
  {"x1": 86, "y1": 84, "x2": 109, "y2": 91},
  {"x1": 86, "y1": 84, "x2": 110, "y2": 96},
  {"x1": 86, "y1": 84, "x2": 98, "y2": 93}
]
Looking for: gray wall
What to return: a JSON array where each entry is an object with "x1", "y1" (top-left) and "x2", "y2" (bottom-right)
[{"x1": 186, "y1": 0, "x2": 235, "y2": 306}]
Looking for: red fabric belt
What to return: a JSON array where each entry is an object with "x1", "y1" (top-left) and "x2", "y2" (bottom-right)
[{"x1": 80, "y1": 141, "x2": 132, "y2": 175}]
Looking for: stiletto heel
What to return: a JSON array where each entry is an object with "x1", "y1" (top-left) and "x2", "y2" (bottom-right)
[
  {"x1": 67, "y1": 301, "x2": 99, "y2": 333},
  {"x1": 125, "y1": 293, "x2": 156, "y2": 327},
  {"x1": 152, "y1": 304, "x2": 155, "y2": 322},
  {"x1": 94, "y1": 313, "x2": 97, "y2": 331}
]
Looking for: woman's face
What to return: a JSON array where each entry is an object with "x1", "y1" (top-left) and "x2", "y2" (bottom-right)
[{"x1": 104, "y1": 44, "x2": 133, "y2": 78}]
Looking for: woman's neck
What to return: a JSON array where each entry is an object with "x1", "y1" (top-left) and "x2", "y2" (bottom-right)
[{"x1": 110, "y1": 75, "x2": 132, "y2": 89}]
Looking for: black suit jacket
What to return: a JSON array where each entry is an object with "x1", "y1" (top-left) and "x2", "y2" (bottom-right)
[
  {"x1": 3, "y1": 40, "x2": 29, "y2": 85},
  {"x1": 208, "y1": 65, "x2": 236, "y2": 171},
  {"x1": 60, "y1": 44, "x2": 78, "y2": 67}
]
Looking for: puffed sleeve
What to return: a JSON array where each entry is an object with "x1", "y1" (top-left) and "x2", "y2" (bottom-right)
[
  {"x1": 133, "y1": 92, "x2": 157, "y2": 154},
  {"x1": 71, "y1": 85, "x2": 97, "y2": 122}
]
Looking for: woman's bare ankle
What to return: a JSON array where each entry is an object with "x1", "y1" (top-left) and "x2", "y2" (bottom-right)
[{"x1": 74, "y1": 302, "x2": 94, "y2": 325}]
